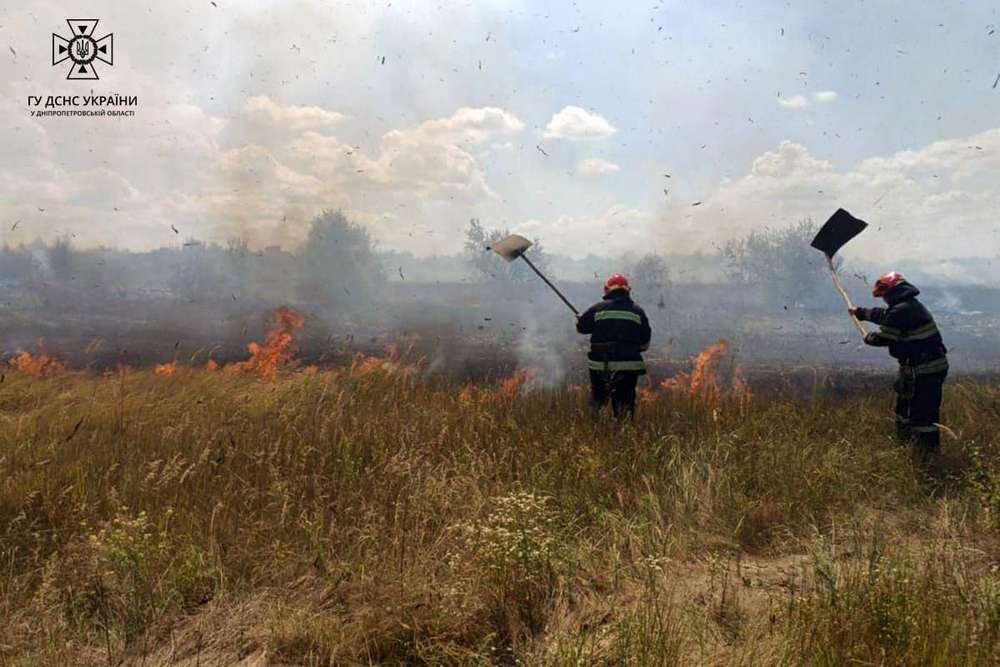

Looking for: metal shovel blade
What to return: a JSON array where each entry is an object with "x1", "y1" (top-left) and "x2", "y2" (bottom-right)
[
  {"x1": 811, "y1": 208, "x2": 868, "y2": 258},
  {"x1": 487, "y1": 234, "x2": 532, "y2": 262}
]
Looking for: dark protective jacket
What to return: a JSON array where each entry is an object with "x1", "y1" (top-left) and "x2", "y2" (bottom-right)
[
  {"x1": 854, "y1": 281, "x2": 948, "y2": 375},
  {"x1": 576, "y1": 290, "x2": 652, "y2": 374}
]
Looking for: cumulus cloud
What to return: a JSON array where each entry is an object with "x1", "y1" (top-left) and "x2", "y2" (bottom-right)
[
  {"x1": 544, "y1": 106, "x2": 617, "y2": 141},
  {"x1": 0, "y1": 94, "x2": 525, "y2": 253},
  {"x1": 777, "y1": 94, "x2": 810, "y2": 108},
  {"x1": 657, "y1": 130, "x2": 1000, "y2": 262},
  {"x1": 244, "y1": 96, "x2": 348, "y2": 132},
  {"x1": 578, "y1": 158, "x2": 621, "y2": 176},
  {"x1": 778, "y1": 91, "x2": 838, "y2": 108},
  {"x1": 404, "y1": 107, "x2": 524, "y2": 145}
]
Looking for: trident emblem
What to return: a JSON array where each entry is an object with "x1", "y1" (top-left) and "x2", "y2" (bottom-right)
[{"x1": 74, "y1": 39, "x2": 91, "y2": 60}]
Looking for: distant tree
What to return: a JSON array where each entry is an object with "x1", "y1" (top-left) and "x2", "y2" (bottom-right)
[
  {"x1": 463, "y1": 218, "x2": 550, "y2": 286},
  {"x1": 722, "y1": 219, "x2": 836, "y2": 306},
  {"x1": 225, "y1": 237, "x2": 251, "y2": 298},
  {"x1": 629, "y1": 253, "x2": 670, "y2": 303},
  {"x1": 297, "y1": 210, "x2": 384, "y2": 307},
  {"x1": 0, "y1": 245, "x2": 41, "y2": 282},
  {"x1": 171, "y1": 240, "x2": 224, "y2": 302},
  {"x1": 46, "y1": 236, "x2": 77, "y2": 283}
]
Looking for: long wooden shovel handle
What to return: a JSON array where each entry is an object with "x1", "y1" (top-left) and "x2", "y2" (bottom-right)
[
  {"x1": 518, "y1": 253, "x2": 579, "y2": 315},
  {"x1": 826, "y1": 256, "x2": 867, "y2": 340}
]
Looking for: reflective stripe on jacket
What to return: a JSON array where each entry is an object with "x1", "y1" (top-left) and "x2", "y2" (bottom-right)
[
  {"x1": 855, "y1": 281, "x2": 947, "y2": 369},
  {"x1": 576, "y1": 291, "x2": 652, "y2": 375}
]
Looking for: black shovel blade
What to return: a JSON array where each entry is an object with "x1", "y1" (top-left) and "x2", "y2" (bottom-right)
[{"x1": 811, "y1": 208, "x2": 868, "y2": 257}]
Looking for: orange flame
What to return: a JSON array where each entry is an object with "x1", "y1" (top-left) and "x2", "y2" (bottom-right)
[
  {"x1": 459, "y1": 383, "x2": 476, "y2": 405},
  {"x1": 154, "y1": 361, "x2": 177, "y2": 376},
  {"x1": 9, "y1": 349, "x2": 65, "y2": 376},
  {"x1": 225, "y1": 306, "x2": 305, "y2": 378},
  {"x1": 656, "y1": 340, "x2": 751, "y2": 406},
  {"x1": 638, "y1": 386, "x2": 658, "y2": 405},
  {"x1": 730, "y1": 363, "x2": 752, "y2": 404},
  {"x1": 354, "y1": 353, "x2": 385, "y2": 374},
  {"x1": 456, "y1": 368, "x2": 539, "y2": 404},
  {"x1": 352, "y1": 344, "x2": 413, "y2": 376},
  {"x1": 205, "y1": 359, "x2": 219, "y2": 371},
  {"x1": 498, "y1": 368, "x2": 535, "y2": 397}
]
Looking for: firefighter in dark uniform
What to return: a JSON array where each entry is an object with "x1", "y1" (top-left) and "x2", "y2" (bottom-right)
[
  {"x1": 850, "y1": 272, "x2": 948, "y2": 460},
  {"x1": 576, "y1": 273, "x2": 652, "y2": 418}
]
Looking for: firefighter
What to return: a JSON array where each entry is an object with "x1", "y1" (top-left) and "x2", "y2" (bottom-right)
[
  {"x1": 849, "y1": 272, "x2": 948, "y2": 460},
  {"x1": 576, "y1": 273, "x2": 652, "y2": 418}
]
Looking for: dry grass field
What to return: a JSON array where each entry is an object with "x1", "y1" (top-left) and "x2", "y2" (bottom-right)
[{"x1": 2, "y1": 317, "x2": 1000, "y2": 665}]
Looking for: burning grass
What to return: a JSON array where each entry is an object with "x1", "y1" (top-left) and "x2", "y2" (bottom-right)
[
  {"x1": 647, "y1": 339, "x2": 751, "y2": 406},
  {"x1": 153, "y1": 361, "x2": 177, "y2": 376},
  {"x1": 225, "y1": 305, "x2": 306, "y2": 377},
  {"x1": 7, "y1": 347, "x2": 65, "y2": 376},
  {"x1": 2, "y1": 364, "x2": 1000, "y2": 665}
]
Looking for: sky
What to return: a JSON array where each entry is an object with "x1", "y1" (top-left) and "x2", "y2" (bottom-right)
[{"x1": 0, "y1": 0, "x2": 998, "y2": 262}]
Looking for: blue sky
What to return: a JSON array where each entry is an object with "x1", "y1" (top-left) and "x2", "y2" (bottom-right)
[{"x1": 0, "y1": 0, "x2": 998, "y2": 261}]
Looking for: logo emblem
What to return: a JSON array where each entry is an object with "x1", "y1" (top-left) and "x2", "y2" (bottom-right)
[{"x1": 52, "y1": 19, "x2": 113, "y2": 80}]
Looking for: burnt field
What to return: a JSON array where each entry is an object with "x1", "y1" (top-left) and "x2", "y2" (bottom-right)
[{"x1": 4, "y1": 280, "x2": 1000, "y2": 391}]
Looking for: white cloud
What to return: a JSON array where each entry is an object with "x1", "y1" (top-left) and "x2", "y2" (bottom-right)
[
  {"x1": 201, "y1": 104, "x2": 524, "y2": 245},
  {"x1": 519, "y1": 205, "x2": 654, "y2": 258},
  {"x1": 405, "y1": 107, "x2": 524, "y2": 145},
  {"x1": 244, "y1": 96, "x2": 348, "y2": 132},
  {"x1": 658, "y1": 130, "x2": 1000, "y2": 262},
  {"x1": 0, "y1": 94, "x2": 526, "y2": 253},
  {"x1": 544, "y1": 106, "x2": 617, "y2": 141},
  {"x1": 778, "y1": 91, "x2": 838, "y2": 108},
  {"x1": 778, "y1": 94, "x2": 810, "y2": 108},
  {"x1": 578, "y1": 158, "x2": 621, "y2": 176}
]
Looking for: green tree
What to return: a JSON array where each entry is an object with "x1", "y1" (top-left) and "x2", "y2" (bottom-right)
[
  {"x1": 464, "y1": 218, "x2": 550, "y2": 286},
  {"x1": 629, "y1": 253, "x2": 670, "y2": 303},
  {"x1": 297, "y1": 210, "x2": 385, "y2": 308},
  {"x1": 170, "y1": 239, "x2": 223, "y2": 302},
  {"x1": 46, "y1": 236, "x2": 77, "y2": 283},
  {"x1": 722, "y1": 219, "x2": 837, "y2": 307}
]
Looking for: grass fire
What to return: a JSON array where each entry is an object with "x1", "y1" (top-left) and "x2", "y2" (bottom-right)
[{"x1": 4, "y1": 304, "x2": 1000, "y2": 665}]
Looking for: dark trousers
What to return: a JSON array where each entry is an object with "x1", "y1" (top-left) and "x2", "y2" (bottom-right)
[
  {"x1": 894, "y1": 369, "x2": 946, "y2": 456},
  {"x1": 589, "y1": 370, "x2": 639, "y2": 419}
]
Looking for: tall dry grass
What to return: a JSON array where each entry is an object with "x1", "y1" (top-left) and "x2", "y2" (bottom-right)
[{"x1": 1, "y1": 363, "x2": 999, "y2": 665}]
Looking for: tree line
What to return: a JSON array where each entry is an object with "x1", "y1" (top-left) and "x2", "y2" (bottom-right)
[{"x1": 0, "y1": 211, "x2": 834, "y2": 310}]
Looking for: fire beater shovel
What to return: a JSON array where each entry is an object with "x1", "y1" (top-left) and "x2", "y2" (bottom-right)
[
  {"x1": 487, "y1": 234, "x2": 579, "y2": 315},
  {"x1": 811, "y1": 208, "x2": 868, "y2": 340}
]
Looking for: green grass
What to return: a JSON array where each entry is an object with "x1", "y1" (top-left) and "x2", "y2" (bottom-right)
[{"x1": 1, "y1": 364, "x2": 999, "y2": 665}]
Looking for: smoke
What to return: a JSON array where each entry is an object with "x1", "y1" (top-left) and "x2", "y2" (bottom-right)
[{"x1": 513, "y1": 302, "x2": 577, "y2": 388}]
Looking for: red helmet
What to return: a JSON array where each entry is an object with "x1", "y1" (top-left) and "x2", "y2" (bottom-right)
[
  {"x1": 873, "y1": 271, "x2": 904, "y2": 298},
  {"x1": 604, "y1": 273, "x2": 630, "y2": 295}
]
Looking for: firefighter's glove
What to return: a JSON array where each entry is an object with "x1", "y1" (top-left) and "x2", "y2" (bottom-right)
[
  {"x1": 863, "y1": 331, "x2": 879, "y2": 346},
  {"x1": 849, "y1": 307, "x2": 865, "y2": 320}
]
